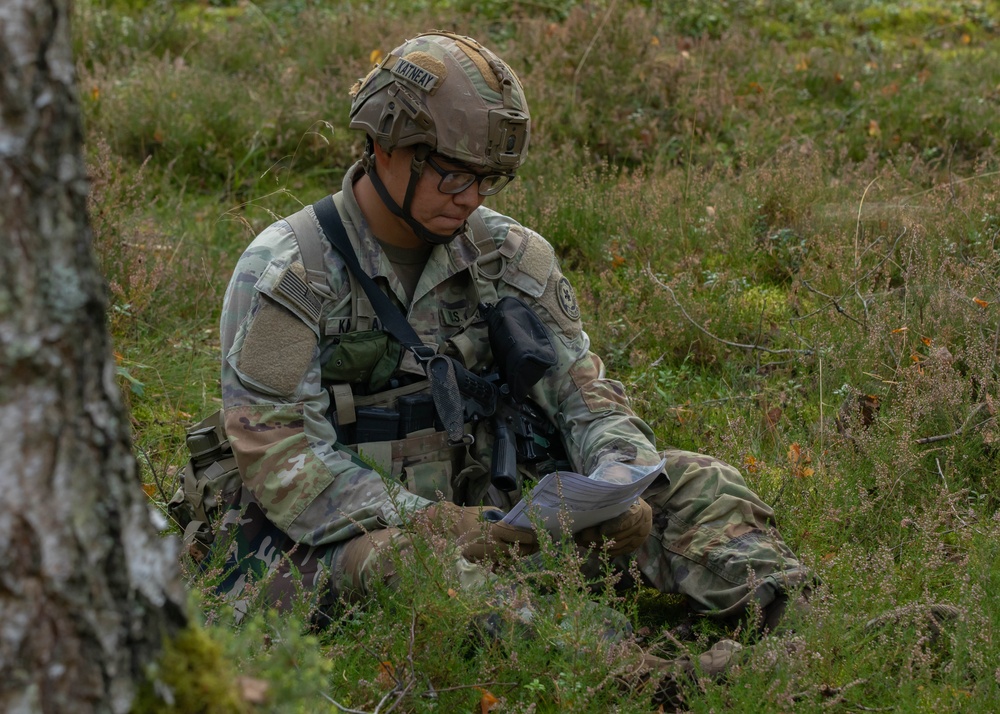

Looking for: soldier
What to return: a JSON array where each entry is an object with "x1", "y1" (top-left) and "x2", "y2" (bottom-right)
[{"x1": 216, "y1": 31, "x2": 810, "y2": 650}]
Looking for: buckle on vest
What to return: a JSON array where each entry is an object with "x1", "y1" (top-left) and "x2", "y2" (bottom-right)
[{"x1": 412, "y1": 344, "x2": 436, "y2": 363}]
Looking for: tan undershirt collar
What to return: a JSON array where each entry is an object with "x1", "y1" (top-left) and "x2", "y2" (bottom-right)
[{"x1": 376, "y1": 238, "x2": 433, "y2": 304}]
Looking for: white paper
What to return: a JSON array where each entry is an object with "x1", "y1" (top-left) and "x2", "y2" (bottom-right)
[{"x1": 501, "y1": 457, "x2": 666, "y2": 534}]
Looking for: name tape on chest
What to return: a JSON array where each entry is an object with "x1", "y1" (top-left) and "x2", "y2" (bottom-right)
[{"x1": 325, "y1": 316, "x2": 388, "y2": 336}]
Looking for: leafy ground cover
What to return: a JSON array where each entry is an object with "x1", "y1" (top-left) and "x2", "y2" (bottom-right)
[{"x1": 78, "y1": 0, "x2": 1000, "y2": 711}]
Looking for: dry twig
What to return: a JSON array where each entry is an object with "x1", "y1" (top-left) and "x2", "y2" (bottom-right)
[
  {"x1": 915, "y1": 403, "x2": 993, "y2": 444},
  {"x1": 645, "y1": 266, "x2": 813, "y2": 356}
]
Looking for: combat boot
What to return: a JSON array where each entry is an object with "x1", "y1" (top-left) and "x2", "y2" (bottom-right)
[
  {"x1": 627, "y1": 638, "x2": 744, "y2": 710},
  {"x1": 760, "y1": 590, "x2": 813, "y2": 635}
]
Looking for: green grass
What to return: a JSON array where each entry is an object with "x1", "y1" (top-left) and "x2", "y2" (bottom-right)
[{"x1": 78, "y1": 0, "x2": 1000, "y2": 711}]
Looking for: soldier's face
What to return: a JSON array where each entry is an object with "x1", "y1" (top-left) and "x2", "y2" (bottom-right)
[{"x1": 380, "y1": 147, "x2": 485, "y2": 238}]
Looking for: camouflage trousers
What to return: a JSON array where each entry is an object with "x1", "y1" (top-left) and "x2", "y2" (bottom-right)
[
  {"x1": 217, "y1": 449, "x2": 811, "y2": 620},
  {"x1": 214, "y1": 493, "x2": 485, "y2": 614},
  {"x1": 627, "y1": 449, "x2": 811, "y2": 618}
]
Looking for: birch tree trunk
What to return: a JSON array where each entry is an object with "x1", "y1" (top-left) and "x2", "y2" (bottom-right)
[{"x1": 0, "y1": 1, "x2": 188, "y2": 712}]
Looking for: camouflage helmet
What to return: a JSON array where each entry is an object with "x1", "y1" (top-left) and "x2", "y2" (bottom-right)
[{"x1": 350, "y1": 32, "x2": 530, "y2": 173}]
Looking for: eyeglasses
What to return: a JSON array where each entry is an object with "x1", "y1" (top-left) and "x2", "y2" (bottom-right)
[{"x1": 425, "y1": 155, "x2": 515, "y2": 196}]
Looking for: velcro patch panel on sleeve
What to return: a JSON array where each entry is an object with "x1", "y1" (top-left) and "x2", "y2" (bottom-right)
[
  {"x1": 238, "y1": 298, "x2": 317, "y2": 397},
  {"x1": 500, "y1": 227, "x2": 554, "y2": 298}
]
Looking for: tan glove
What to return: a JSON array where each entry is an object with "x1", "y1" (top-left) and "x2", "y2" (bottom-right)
[
  {"x1": 573, "y1": 498, "x2": 652, "y2": 557},
  {"x1": 423, "y1": 502, "x2": 539, "y2": 562}
]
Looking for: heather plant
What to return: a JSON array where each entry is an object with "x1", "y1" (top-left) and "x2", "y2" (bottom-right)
[
  {"x1": 76, "y1": 0, "x2": 1000, "y2": 710},
  {"x1": 307, "y1": 526, "x2": 656, "y2": 713},
  {"x1": 86, "y1": 137, "x2": 166, "y2": 339}
]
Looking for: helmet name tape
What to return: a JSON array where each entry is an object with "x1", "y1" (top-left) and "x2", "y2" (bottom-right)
[
  {"x1": 391, "y1": 56, "x2": 440, "y2": 93},
  {"x1": 351, "y1": 32, "x2": 530, "y2": 172}
]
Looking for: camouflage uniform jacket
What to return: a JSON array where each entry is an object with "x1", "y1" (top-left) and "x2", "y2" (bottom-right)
[{"x1": 220, "y1": 162, "x2": 661, "y2": 549}]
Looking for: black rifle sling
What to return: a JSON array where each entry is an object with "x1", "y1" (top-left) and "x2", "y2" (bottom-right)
[
  {"x1": 312, "y1": 195, "x2": 433, "y2": 361},
  {"x1": 312, "y1": 195, "x2": 471, "y2": 440}
]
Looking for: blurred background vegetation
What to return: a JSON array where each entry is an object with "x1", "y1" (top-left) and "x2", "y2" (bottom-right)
[{"x1": 78, "y1": 0, "x2": 1000, "y2": 711}]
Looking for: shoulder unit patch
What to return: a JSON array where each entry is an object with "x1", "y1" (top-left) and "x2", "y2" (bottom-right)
[
  {"x1": 538, "y1": 269, "x2": 583, "y2": 341},
  {"x1": 557, "y1": 276, "x2": 581, "y2": 321}
]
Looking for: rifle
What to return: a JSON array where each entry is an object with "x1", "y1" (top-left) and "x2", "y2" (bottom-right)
[
  {"x1": 308, "y1": 200, "x2": 566, "y2": 487},
  {"x1": 428, "y1": 356, "x2": 562, "y2": 491},
  {"x1": 428, "y1": 296, "x2": 565, "y2": 492}
]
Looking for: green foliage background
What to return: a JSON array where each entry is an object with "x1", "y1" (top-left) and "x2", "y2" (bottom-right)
[{"x1": 78, "y1": 0, "x2": 1000, "y2": 711}]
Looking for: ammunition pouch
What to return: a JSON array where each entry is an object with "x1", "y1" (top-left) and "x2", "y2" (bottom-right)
[
  {"x1": 168, "y1": 410, "x2": 242, "y2": 557},
  {"x1": 328, "y1": 378, "x2": 479, "y2": 503},
  {"x1": 321, "y1": 329, "x2": 403, "y2": 392}
]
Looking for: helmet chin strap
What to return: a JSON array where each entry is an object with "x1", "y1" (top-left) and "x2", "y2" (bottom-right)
[{"x1": 362, "y1": 141, "x2": 463, "y2": 246}]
